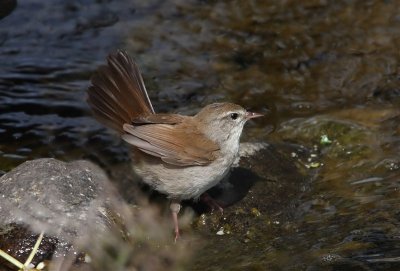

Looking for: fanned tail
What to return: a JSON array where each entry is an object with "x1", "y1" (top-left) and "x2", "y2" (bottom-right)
[{"x1": 87, "y1": 50, "x2": 155, "y2": 133}]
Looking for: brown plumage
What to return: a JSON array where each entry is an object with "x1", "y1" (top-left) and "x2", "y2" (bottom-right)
[{"x1": 122, "y1": 120, "x2": 219, "y2": 166}]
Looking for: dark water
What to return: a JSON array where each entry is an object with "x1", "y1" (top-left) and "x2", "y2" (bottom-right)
[{"x1": 1, "y1": 0, "x2": 400, "y2": 270}]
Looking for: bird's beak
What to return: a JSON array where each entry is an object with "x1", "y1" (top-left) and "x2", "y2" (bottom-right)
[{"x1": 245, "y1": 111, "x2": 264, "y2": 119}]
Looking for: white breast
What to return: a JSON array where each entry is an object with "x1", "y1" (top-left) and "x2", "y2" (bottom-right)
[{"x1": 133, "y1": 151, "x2": 238, "y2": 200}]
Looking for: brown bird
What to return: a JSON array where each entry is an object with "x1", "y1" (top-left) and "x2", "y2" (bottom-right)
[{"x1": 87, "y1": 50, "x2": 262, "y2": 241}]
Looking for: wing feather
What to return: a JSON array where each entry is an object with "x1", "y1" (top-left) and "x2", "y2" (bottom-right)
[{"x1": 122, "y1": 121, "x2": 219, "y2": 166}]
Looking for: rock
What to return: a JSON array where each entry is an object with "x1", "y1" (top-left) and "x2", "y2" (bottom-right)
[
  {"x1": 0, "y1": 158, "x2": 112, "y2": 238},
  {"x1": 0, "y1": 158, "x2": 113, "y2": 269}
]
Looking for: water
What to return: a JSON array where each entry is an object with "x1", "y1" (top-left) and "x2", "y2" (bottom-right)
[{"x1": 1, "y1": 0, "x2": 399, "y2": 270}]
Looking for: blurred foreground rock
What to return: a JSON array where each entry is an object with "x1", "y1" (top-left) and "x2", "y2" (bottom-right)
[
  {"x1": 0, "y1": 158, "x2": 113, "y2": 269},
  {"x1": 0, "y1": 158, "x2": 189, "y2": 271},
  {"x1": 0, "y1": 158, "x2": 112, "y2": 237}
]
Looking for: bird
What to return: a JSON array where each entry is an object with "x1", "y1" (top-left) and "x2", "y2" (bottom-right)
[{"x1": 87, "y1": 50, "x2": 263, "y2": 241}]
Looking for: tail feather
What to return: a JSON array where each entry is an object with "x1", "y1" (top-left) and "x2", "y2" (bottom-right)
[{"x1": 87, "y1": 50, "x2": 155, "y2": 133}]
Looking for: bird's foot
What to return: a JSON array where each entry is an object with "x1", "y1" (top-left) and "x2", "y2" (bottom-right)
[
  {"x1": 200, "y1": 193, "x2": 224, "y2": 214},
  {"x1": 170, "y1": 201, "x2": 181, "y2": 242},
  {"x1": 174, "y1": 229, "x2": 180, "y2": 243}
]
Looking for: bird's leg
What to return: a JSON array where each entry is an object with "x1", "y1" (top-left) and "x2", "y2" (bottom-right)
[
  {"x1": 200, "y1": 193, "x2": 224, "y2": 214},
  {"x1": 170, "y1": 200, "x2": 181, "y2": 242}
]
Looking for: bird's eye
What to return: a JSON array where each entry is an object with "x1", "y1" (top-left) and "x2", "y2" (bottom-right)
[{"x1": 230, "y1": 113, "x2": 239, "y2": 120}]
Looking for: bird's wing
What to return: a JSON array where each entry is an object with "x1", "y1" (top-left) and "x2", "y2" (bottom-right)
[{"x1": 122, "y1": 119, "x2": 219, "y2": 166}]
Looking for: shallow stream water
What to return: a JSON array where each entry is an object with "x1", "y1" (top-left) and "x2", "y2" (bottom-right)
[{"x1": 1, "y1": 0, "x2": 400, "y2": 270}]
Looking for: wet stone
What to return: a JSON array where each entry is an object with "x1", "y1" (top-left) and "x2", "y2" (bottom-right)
[{"x1": 190, "y1": 142, "x2": 313, "y2": 270}]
